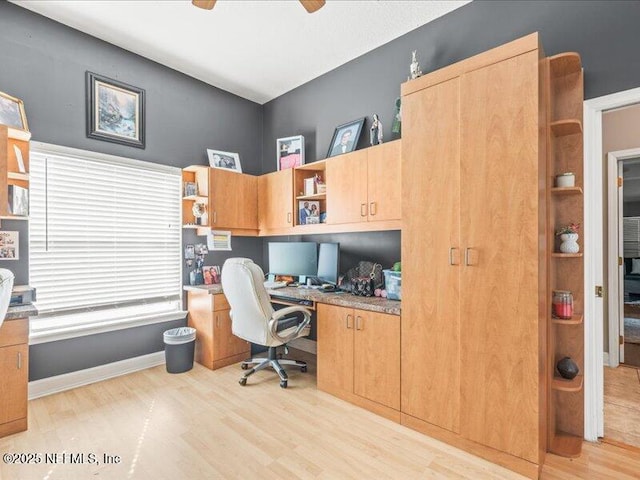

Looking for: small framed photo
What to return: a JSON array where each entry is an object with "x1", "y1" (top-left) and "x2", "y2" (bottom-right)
[
  {"x1": 86, "y1": 72, "x2": 145, "y2": 149},
  {"x1": 184, "y1": 182, "x2": 197, "y2": 197},
  {"x1": 327, "y1": 117, "x2": 365, "y2": 158},
  {"x1": 0, "y1": 231, "x2": 19, "y2": 260},
  {"x1": 277, "y1": 135, "x2": 305, "y2": 171},
  {"x1": 298, "y1": 200, "x2": 320, "y2": 225},
  {"x1": 207, "y1": 149, "x2": 242, "y2": 173},
  {"x1": 0, "y1": 91, "x2": 28, "y2": 131},
  {"x1": 184, "y1": 244, "x2": 195, "y2": 259}
]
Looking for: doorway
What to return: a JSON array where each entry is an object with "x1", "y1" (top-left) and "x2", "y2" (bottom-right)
[{"x1": 585, "y1": 92, "x2": 640, "y2": 447}]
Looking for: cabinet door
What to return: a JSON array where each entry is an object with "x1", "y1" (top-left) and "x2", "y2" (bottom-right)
[
  {"x1": 210, "y1": 169, "x2": 258, "y2": 230},
  {"x1": 0, "y1": 344, "x2": 28, "y2": 425},
  {"x1": 401, "y1": 78, "x2": 461, "y2": 433},
  {"x1": 353, "y1": 310, "x2": 400, "y2": 409},
  {"x1": 367, "y1": 141, "x2": 401, "y2": 221},
  {"x1": 187, "y1": 291, "x2": 215, "y2": 369},
  {"x1": 214, "y1": 309, "x2": 249, "y2": 361},
  {"x1": 258, "y1": 169, "x2": 294, "y2": 230},
  {"x1": 459, "y1": 51, "x2": 540, "y2": 462},
  {"x1": 326, "y1": 150, "x2": 368, "y2": 224},
  {"x1": 317, "y1": 304, "x2": 354, "y2": 394}
]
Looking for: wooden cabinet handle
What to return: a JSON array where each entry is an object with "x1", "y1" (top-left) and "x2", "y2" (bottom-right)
[
  {"x1": 287, "y1": 212, "x2": 292, "y2": 224},
  {"x1": 216, "y1": 315, "x2": 220, "y2": 328},
  {"x1": 369, "y1": 202, "x2": 377, "y2": 216},
  {"x1": 355, "y1": 316, "x2": 363, "y2": 331},
  {"x1": 449, "y1": 247, "x2": 459, "y2": 266},
  {"x1": 360, "y1": 204, "x2": 367, "y2": 217},
  {"x1": 213, "y1": 211, "x2": 217, "y2": 224},
  {"x1": 464, "y1": 247, "x2": 475, "y2": 266},
  {"x1": 346, "y1": 314, "x2": 353, "y2": 329},
  {"x1": 17, "y1": 351, "x2": 22, "y2": 370}
]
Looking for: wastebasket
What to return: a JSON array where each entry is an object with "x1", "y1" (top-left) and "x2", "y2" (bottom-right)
[{"x1": 163, "y1": 327, "x2": 196, "y2": 373}]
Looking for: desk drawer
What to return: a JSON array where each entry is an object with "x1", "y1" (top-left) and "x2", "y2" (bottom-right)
[{"x1": 0, "y1": 319, "x2": 29, "y2": 347}]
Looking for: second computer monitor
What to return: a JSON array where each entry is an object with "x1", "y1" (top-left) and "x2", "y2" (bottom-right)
[{"x1": 317, "y1": 242, "x2": 340, "y2": 285}]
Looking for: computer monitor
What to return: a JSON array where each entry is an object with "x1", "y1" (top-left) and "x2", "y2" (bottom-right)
[
  {"x1": 317, "y1": 243, "x2": 340, "y2": 285},
  {"x1": 268, "y1": 242, "x2": 318, "y2": 279}
]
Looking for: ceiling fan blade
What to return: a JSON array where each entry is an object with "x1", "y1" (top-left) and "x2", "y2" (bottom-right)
[
  {"x1": 192, "y1": 0, "x2": 217, "y2": 10},
  {"x1": 300, "y1": 0, "x2": 325, "y2": 13}
]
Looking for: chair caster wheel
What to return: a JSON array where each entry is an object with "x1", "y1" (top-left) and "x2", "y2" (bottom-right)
[
  {"x1": 280, "y1": 380, "x2": 288, "y2": 389},
  {"x1": 301, "y1": 366, "x2": 307, "y2": 373},
  {"x1": 239, "y1": 378, "x2": 247, "y2": 386},
  {"x1": 241, "y1": 363, "x2": 249, "y2": 370}
]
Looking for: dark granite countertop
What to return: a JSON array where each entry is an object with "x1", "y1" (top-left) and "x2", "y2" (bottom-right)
[
  {"x1": 5, "y1": 304, "x2": 38, "y2": 321},
  {"x1": 183, "y1": 284, "x2": 400, "y2": 315}
]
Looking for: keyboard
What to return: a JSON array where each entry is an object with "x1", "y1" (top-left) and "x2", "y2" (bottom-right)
[{"x1": 263, "y1": 280, "x2": 288, "y2": 289}]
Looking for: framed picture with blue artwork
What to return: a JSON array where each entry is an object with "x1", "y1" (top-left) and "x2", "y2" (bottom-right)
[{"x1": 86, "y1": 72, "x2": 145, "y2": 149}]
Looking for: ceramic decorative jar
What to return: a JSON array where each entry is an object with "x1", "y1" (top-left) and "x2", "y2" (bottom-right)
[
  {"x1": 559, "y1": 233, "x2": 579, "y2": 253},
  {"x1": 557, "y1": 357, "x2": 579, "y2": 380},
  {"x1": 555, "y1": 172, "x2": 575, "y2": 188}
]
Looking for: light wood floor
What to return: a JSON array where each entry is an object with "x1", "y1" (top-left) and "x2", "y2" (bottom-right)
[
  {"x1": 604, "y1": 364, "x2": 640, "y2": 448},
  {"x1": 1, "y1": 351, "x2": 639, "y2": 480}
]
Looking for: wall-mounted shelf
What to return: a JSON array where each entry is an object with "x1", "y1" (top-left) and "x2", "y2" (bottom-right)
[
  {"x1": 552, "y1": 314, "x2": 583, "y2": 326},
  {"x1": 551, "y1": 187, "x2": 583, "y2": 195},
  {"x1": 550, "y1": 119, "x2": 582, "y2": 137},
  {"x1": 182, "y1": 195, "x2": 208, "y2": 202},
  {"x1": 549, "y1": 431, "x2": 582, "y2": 458},
  {"x1": 551, "y1": 253, "x2": 583, "y2": 258},
  {"x1": 7, "y1": 172, "x2": 29, "y2": 181},
  {"x1": 552, "y1": 375, "x2": 583, "y2": 393},
  {"x1": 296, "y1": 193, "x2": 326, "y2": 201},
  {"x1": 549, "y1": 53, "x2": 582, "y2": 77}
]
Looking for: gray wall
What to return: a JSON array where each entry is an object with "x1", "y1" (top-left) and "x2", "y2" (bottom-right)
[
  {"x1": 0, "y1": 1, "x2": 263, "y2": 380},
  {"x1": 262, "y1": 0, "x2": 640, "y2": 170}
]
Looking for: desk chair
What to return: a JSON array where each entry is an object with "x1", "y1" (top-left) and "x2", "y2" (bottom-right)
[{"x1": 221, "y1": 258, "x2": 311, "y2": 388}]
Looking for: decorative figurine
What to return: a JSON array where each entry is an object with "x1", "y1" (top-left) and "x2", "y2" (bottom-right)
[
  {"x1": 392, "y1": 97, "x2": 401, "y2": 135},
  {"x1": 409, "y1": 50, "x2": 423, "y2": 80},
  {"x1": 370, "y1": 114, "x2": 383, "y2": 146}
]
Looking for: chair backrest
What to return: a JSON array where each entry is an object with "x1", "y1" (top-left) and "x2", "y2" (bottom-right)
[
  {"x1": 0, "y1": 269, "x2": 15, "y2": 325},
  {"x1": 221, "y1": 258, "x2": 274, "y2": 346}
]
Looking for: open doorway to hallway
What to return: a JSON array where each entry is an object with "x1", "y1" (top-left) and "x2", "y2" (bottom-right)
[{"x1": 603, "y1": 104, "x2": 640, "y2": 449}]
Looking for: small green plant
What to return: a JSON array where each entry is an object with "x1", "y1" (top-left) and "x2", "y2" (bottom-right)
[{"x1": 556, "y1": 223, "x2": 580, "y2": 236}]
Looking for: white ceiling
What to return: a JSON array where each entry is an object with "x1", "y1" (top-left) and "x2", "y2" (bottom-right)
[{"x1": 13, "y1": 0, "x2": 470, "y2": 104}]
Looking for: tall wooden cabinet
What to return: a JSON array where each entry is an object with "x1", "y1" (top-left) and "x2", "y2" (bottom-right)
[{"x1": 401, "y1": 33, "x2": 553, "y2": 478}]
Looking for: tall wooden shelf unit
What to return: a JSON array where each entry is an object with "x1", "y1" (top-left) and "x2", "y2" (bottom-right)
[{"x1": 546, "y1": 52, "x2": 584, "y2": 458}]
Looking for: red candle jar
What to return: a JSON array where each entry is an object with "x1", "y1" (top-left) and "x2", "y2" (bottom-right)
[{"x1": 552, "y1": 290, "x2": 573, "y2": 319}]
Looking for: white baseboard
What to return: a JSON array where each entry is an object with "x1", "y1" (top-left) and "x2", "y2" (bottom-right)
[
  {"x1": 288, "y1": 338, "x2": 317, "y2": 355},
  {"x1": 28, "y1": 351, "x2": 165, "y2": 400},
  {"x1": 603, "y1": 351, "x2": 610, "y2": 367}
]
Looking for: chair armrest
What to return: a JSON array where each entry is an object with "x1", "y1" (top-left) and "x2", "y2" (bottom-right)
[{"x1": 268, "y1": 306, "x2": 311, "y2": 344}]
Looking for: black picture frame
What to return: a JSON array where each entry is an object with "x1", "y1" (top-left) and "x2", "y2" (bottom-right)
[
  {"x1": 326, "y1": 117, "x2": 365, "y2": 158},
  {"x1": 86, "y1": 72, "x2": 145, "y2": 149}
]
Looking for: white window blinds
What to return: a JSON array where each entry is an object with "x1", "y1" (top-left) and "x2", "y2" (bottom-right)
[{"x1": 29, "y1": 145, "x2": 182, "y2": 321}]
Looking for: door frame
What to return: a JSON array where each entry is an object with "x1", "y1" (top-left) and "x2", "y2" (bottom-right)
[
  {"x1": 607, "y1": 148, "x2": 640, "y2": 367},
  {"x1": 584, "y1": 86, "x2": 640, "y2": 441}
]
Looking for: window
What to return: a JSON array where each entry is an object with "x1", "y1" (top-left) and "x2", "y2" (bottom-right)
[{"x1": 29, "y1": 144, "x2": 183, "y2": 341}]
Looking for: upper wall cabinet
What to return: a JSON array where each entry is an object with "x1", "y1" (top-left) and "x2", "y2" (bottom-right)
[
  {"x1": 0, "y1": 125, "x2": 31, "y2": 220},
  {"x1": 326, "y1": 140, "x2": 401, "y2": 225},
  {"x1": 258, "y1": 169, "x2": 294, "y2": 231},
  {"x1": 209, "y1": 168, "x2": 258, "y2": 234},
  {"x1": 182, "y1": 166, "x2": 258, "y2": 236}
]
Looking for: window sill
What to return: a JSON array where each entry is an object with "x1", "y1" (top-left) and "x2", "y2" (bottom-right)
[{"x1": 29, "y1": 310, "x2": 188, "y2": 345}]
